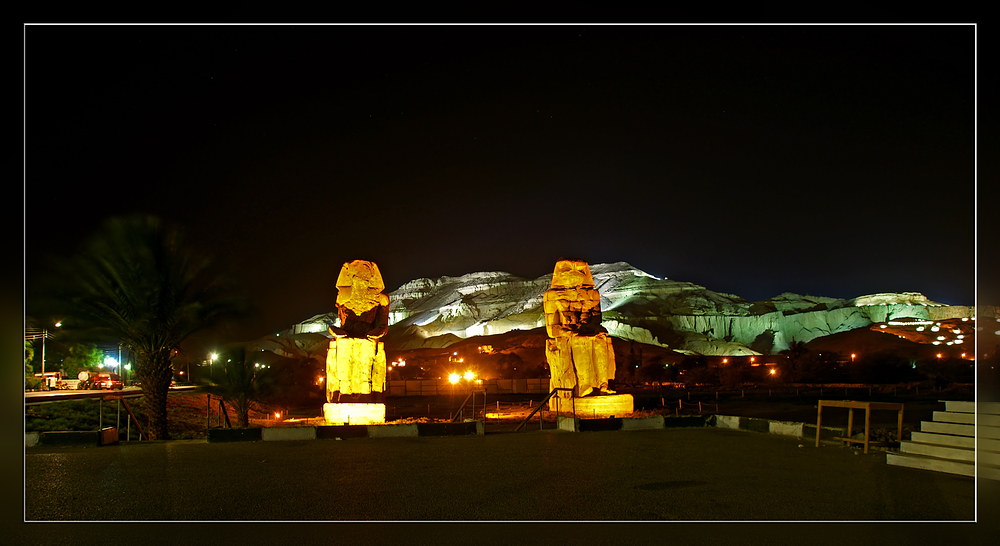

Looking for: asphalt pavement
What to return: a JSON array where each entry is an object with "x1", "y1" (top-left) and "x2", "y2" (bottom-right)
[{"x1": 19, "y1": 426, "x2": 1000, "y2": 545}]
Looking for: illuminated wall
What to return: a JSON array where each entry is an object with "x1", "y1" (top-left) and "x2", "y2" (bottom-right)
[{"x1": 323, "y1": 403, "x2": 386, "y2": 425}]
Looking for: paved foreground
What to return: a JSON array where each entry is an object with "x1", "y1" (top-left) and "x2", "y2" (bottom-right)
[{"x1": 19, "y1": 427, "x2": 999, "y2": 544}]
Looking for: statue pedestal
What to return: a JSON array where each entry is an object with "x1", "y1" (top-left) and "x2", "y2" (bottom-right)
[
  {"x1": 323, "y1": 403, "x2": 386, "y2": 425},
  {"x1": 548, "y1": 394, "x2": 633, "y2": 418}
]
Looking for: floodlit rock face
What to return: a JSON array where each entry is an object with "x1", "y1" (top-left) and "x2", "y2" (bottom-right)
[
  {"x1": 387, "y1": 270, "x2": 550, "y2": 348},
  {"x1": 290, "y1": 261, "x2": 978, "y2": 356},
  {"x1": 851, "y1": 292, "x2": 944, "y2": 307}
]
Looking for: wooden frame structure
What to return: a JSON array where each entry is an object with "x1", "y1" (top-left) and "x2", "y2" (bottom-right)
[{"x1": 815, "y1": 400, "x2": 904, "y2": 454}]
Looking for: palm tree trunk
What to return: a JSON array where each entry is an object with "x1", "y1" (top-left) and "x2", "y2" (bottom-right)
[
  {"x1": 138, "y1": 349, "x2": 174, "y2": 440},
  {"x1": 236, "y1": 395, "x2": 251, "y2": 428}
]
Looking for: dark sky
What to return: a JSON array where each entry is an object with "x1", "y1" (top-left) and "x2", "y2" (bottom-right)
[{"x1": 24, "y1": 24, "x2": 985, "y2": 347}]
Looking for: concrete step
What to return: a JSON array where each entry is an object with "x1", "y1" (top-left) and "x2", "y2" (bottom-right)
[
  {"x1": 920, "y1": 421, "x2": 975, "y2": 437},
  {"x1": 942, "y1": 400, "x2": 975, "y2": 413},
  {"x1": 975, "y1": 401, "x2": 1000, "y2": 415},
  {"x1": 900, "y1": 441, "x2": 975, "y2": 462},
  {"x1": 980, "y1": 414, "x2": 1000, "y2": 427},
  {"x1": 981, "y1": 451, "x2": 1000, "y2": 467},
  {"x1": 981, "y1": 465, "x2": 1000, "y2": 481},
  {"x1": 980, "y1": 437, "x2": 1000, "y2": 453},
  {"x1": 932, "y1": 411, "x2": 975, "y2": 424},
  {"x1": 981, "y1": 425, "x2": 1000, "y2": 440},
  {"x1": 886, "y1": 452, "x2": 975, "y2": 477},
  {"x1": 910, "y1": 431, "x2": 975, "y2": 449}
]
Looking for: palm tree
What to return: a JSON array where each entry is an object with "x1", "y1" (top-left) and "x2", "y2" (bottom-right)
[
  {"x1": 780, "y1": 338, "x2": 810, "y2": 383},
  {"x1": 203, "y1": 345, "x2": 275, "y2": 428},
  {"x1": 256, "y1": 332, "x2": 328, "y2": 405},
  {"x1": 53, "y1": 215, "x2": 243, "y2": 439}
]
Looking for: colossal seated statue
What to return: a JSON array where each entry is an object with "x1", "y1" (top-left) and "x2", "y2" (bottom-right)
[
  {"x1": 544, "y1": 259, "x2": 616, "y2": 399},
  {"x1": 327, "y1": 260, "x2": 389, "y2": 403}
]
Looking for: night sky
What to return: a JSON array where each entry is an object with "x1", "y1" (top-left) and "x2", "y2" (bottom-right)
[{"x1": 24, "y1": 24, "x2": 985, "y2": 349}]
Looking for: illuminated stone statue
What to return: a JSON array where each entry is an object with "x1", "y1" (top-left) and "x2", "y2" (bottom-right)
[
  {"x1": 544, "y1": 259, "x2": 616, "y2": 400},
  {"x1": 326, "y1": 260, "x2": 389, "y2": 402}
]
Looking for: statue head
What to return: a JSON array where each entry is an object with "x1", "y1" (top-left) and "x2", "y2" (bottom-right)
[
  {"x1": 550, "y1": 259, "x2": 595, "y2": 290},
  {"x1": 336, "y1": 260, "x2": 385, "y2": 314}
]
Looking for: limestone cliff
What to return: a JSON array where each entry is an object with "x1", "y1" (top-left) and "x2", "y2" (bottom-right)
[{"x1": 287, "y1": 262, "x2": 980, "y2": 356}]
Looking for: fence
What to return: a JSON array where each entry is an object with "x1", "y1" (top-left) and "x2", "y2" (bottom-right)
[{"x1": 387, "y1": 378, "x2": 550, "y2": 396}]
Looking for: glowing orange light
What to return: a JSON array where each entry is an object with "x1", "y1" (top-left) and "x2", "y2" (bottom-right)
[
  {"x1": 722, "y1": 358, "x2": 728, "y2": 364},
  {"x1": 937, "y1": 353, "x2": 942, "y2": 358},
  {"x1": 769, "y1": 369, "x2": 776, "y2": 375},
  {"x1": 275, "y1": 412, "x2": 281, "y2": 419},
  {"x1": 448, "y1": 373, "x2": 460, "y2": 384},
  {"x1": 464, "y1": 371, "x2": 475, "y2": 381}
]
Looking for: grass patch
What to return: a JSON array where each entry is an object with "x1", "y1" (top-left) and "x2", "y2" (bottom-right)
[{"x1": 25, "y1": 391, "x2": 271, "y2": 439}]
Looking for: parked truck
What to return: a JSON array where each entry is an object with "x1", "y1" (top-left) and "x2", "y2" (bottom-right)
[{"x1": 31, "y1": 370, "x2": 125, "y2": 390}]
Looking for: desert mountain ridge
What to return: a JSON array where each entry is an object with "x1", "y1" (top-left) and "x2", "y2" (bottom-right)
[{"x1": 286, "y1": 262, "x2": 984, "y2": 356}]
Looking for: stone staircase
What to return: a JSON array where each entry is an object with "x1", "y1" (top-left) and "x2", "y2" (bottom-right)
[{"x1": 886, "y1": 401, "x2": 1000, "y2": 479}]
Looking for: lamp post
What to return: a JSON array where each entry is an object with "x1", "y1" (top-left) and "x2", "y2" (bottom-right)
[
  {"x1": 209, "y1": 353, "x2": 218, "y2": 379},
  {"x1": 24, "y1": 322, "x2": 60, "y2": 390}
]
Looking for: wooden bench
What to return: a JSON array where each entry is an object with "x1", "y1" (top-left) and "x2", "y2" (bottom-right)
[{"x1": 815, "y1": 400, "x2": 904, "y2": 454}]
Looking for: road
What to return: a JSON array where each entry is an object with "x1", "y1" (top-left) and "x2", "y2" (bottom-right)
[
  {"x1": 19, "y1": 425, "x2": 1000, "y2": 545},
  {"x1": 24, "y1": 385, "x2": 198, "y2": 405},
  {"x1": 23, "y1": 426, "x2": 984, "y2": 517}
]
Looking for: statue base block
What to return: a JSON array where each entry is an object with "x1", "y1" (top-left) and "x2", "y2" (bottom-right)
[
  {"x1": 323, "y1": 403, "x2": 386, "y2": 425},
  {"x1": 548, "y1": 394, "x2": 633, "y2": 418}
]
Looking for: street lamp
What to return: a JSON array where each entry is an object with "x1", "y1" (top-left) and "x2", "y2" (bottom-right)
[{"x1": 209, "y1": 352, "x2": 218, "y2": 378}]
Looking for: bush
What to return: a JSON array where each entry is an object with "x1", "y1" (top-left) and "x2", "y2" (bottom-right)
[
  {"x1": 25, "y1": 376, "x2": 43, "y2": 391},
  {"x1": 26, "y1": 400, "x2": 101, "y2": 432}
]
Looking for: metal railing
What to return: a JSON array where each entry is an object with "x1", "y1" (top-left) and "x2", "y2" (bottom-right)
[
  {"x1": 450, "y1": 390, "x2": 487, "y2": 423},
  {"x1": 515, "y1": 388, "x2": 576, "y2": 432}
]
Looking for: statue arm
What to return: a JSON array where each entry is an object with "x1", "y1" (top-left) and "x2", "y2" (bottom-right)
[
  {"x1": 366, "y1": 296, "x2": 390, "y2": 339},
  {"x1": 330, "y1": 305, "x2": 349, "y2": 337},
  {"x1": 543, "y1": 291, "x2": 574, "y2": 338},
  {"x1": 578, "y1": 290, "x2": 604, "y2": 336}
]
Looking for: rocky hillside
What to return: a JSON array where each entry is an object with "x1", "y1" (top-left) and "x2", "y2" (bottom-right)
[{"x1": 288, "y1": 262, "x2": 980, "y2": 356}]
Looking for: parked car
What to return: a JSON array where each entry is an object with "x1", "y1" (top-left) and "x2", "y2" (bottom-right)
[{"x1": 91, "y1": 372, "x2": 124, "y2": 390}]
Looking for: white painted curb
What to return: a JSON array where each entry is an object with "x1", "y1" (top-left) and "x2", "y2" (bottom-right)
[
  {"x1": 768, "y1": 420, "x2": 805, "y2": 437},
  {"x1": 557, "y1": 416, "x2": 578, "y2": 431},
  {"x1": 715, "y1": 415, "x2": 741, "y2": 430}
]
